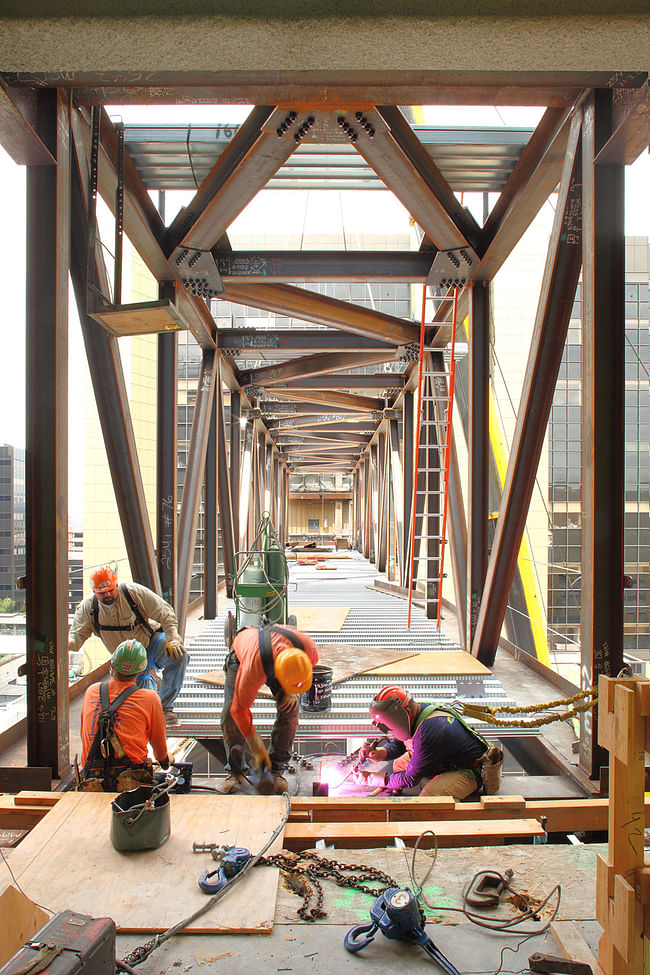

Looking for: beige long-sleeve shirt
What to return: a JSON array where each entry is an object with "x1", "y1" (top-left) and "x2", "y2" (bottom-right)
[{"x1": 68, "y1": 582, "x2": 180, "y2": 654}]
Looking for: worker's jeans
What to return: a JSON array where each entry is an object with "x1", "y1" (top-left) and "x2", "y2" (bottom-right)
[
  {"x1": 221, "y1": 650, "x2": 298, "y2": 771},
  {"x1": 136, "y1": 631, "x2": 189, "y2": 710},
  {"x1": 391, "y1": 751, "x2": 478, "y2": 801}
]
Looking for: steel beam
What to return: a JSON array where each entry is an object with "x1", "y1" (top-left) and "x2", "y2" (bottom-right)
[
  {"x1": 156, "y1": 285, "x2": 177, "y2": 605},
  {"x1": 388, "y1": 419, "x2": 405, "y2": 585},
  {"x1": 472, "y1": 112, "x2": 583, "y2": 666},
  {"x1": 230, "y1": 390, "x2": 241, "y2": 554},
  {"x1": 467, "y1": 283, "x2": 490, "y2": 650},
  {"x1": 71, "y1": 136, "x2": 162, "y2": 595},
  {"x1": 219, "y1": 328, "x2": 397, "y2": 355},
  {"x1": 176, "y1": 348, "x2": 217, "y2": 635},
  {"x1": 594, "y1": 77, "x2": 649, "y2": 165},
  {"x1": 401, "y1": 391, "x2": 414, "y2": 588},
  {"x1": 240, "y1": 351, "x2": 394, "y2": 387},
  {"x1": 217, "y1": 250, "x2": 434, "y2": 282},
  {"x1": 203, "y1": 376, "x2": 218, "y2": 619},
  {"x1": 25, "y1": 89, "x2": 69, "y2": 776},
  {"x1": 269, "y1": 374, "x2": 406, "y2": 392},
  {"x1": 220, "y1": 282, "x2": 420, "y2": 346},
  {"x1": 447, "y1": 426, "x2": 468, "y2": 650},
  {"x1": 217, "y1": 374, "x2": 236, "y2": 599},
  {"x1": 0, "y1": 77, "x2": 55, "y2": 165},
  {"x1": 269, "y1": 389, "x2": 384, "y2": 412},
  {"x1": 579, "y1": 89, "x2": 626, "y2": 780}
]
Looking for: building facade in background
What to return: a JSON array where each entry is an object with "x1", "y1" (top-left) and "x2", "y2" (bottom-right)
[{"x1": 0, "y1": 444, "x2": 25, "y2": 610}]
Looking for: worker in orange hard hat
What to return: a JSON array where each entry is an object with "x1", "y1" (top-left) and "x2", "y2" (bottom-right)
[
  {"x1": 220, "y1": 623, "x2": 318, "y2": 794},
  {"x1": 68, "y1": 564, "x2": 188, "y2": 729},
  {"x1": 352, "y1": 684, "x2": 502, "y2": 800}
]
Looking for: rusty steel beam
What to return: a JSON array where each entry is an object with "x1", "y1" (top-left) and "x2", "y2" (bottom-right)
[
  {"x1": 269, "y1": 389, "x2": 384, "y2": 412},
  {"x1": 167, "y1": 109, "x2": 300, "y2": 254},
  {"x1": 388, "y1": 419, "x2": 405, "y2": 585},
  {"x1": 377, "y1": 106, "x2": 482, "y2": 251},
  {"x1": 467, "y1": 284, "x2": 490, "y2": 650},
  {"x1": 220, "y1": 282, "x2": 420, "y2": 346},
  {"x1": 220, "y1": 328, "x2": 396, "y2": 355},
  {"x1": 579, "y1": 89, "x2": 626, "y2": 781},
  {"x1": 472, "y1": 111, "x2": 583, "y2": 667},
  {"x1": 377, "y1": 432, "x2": 388, "y2": 573},
  {"x1": 217, "y1": 374, "x2": 236, "y2": 599},
  {"x1": 203, "y1": 380, "x2": 218, "y2": 620},
  {"x1": 0, "y1": 78, "x2": 55, "y2": 165},
  {"x1": 167, "y1": 106, "x2": 277, "y2": 249},
  {"x1": 156, "y1": 313, "x2": 177, "y2": 606},
  {"x1": 401, "y1": 391, "x2": 414, "y2": 589},
  {"x1": 176, "y1": 348, "x2": 217, "y2": 636},
  {"x1": 240, "y1": 350, "x2": 395, "y2": 387},
  {"x1": 229, "y1": 390, "x2": 241, "y2": 557},
  {"x1": 477, "y1": 106, "x2": 574, "y2": 281},
  {"x1": 594, "y1": 77, "x2": 649, "y2": 165},
  {"x1": 25, "y1": 89, "x2": 69, "y2": 777},
  {"x1": 272, "y1": 374, "x2": 407, "y2": 392},
  {"x1": 71, "y1": 134, "x2": 162, "y2": 596}
]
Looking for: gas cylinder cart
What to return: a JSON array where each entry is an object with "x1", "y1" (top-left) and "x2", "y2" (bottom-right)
[{"x1": 224, "y1": 513, "x2": 297, "y2": 648}]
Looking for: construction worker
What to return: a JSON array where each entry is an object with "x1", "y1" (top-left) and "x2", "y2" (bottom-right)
[
  {"x1": 221, "y1": 623, "x2": 319, "y2": 794},
  {"x1": 78, "y1": 639, "x2": 170, "y2": 792},
  {"x1": 68, "y1": 565, "x2": 188, "y2": 727},
  {"x1": 352, "y1": 684, "x2": 492, "y2": 800}
]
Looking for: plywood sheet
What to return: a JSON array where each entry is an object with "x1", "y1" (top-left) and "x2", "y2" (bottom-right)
[
  {"x1": 366, "y1": 650, "x2": 491, "y2": 676},
  {"x1": 0, "y1": 883, "x2": 49, "y2": 966},
  {"x1": 195, "y1": 645, "x2": 419, "y2": 696},
  {"x1": 7, "y1": 793, "x2": 286, "y2": 934},
  {"x1": 292, "y1": 606, "x2": 350, "y2": 632}
]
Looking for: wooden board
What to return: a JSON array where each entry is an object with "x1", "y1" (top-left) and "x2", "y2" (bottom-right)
[
  {"x1": 6, "y1": 793, "x2": 286, "y2": 934},
  {"x1": 0, "y1": 883, "x2": 49, "y2": 966},
  {"x1": 366, "y1": 650, "x2": 491, "y2": 676},
  {"x1": 274, "y1": 845, "x2": 604, "y2": 925},
  {"x1": 195, "y1": 645, "x2": 419, "y2": 695},
  {"x1": 292, "y1": 606, "x2": 350, "y2": 632},
  {"x1": 283, "y1": 817, "x2": 545, "y2": 850}
]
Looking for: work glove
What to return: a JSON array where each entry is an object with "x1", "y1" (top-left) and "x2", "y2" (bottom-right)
[
  {"x1": 245, "y1": 731, "x2": 271, "y2": 773},
  {"x1": 353, "y1": 770, "x2": 386, "y2": 788},
  {"x1": 359, "y1": 742, "x2": 388, "y2": 763},
  {"x1": 165, "y1": 639, "x2": 185, "y2": 659},
  {"x1": 277, "y1": 692, "x2": 298, "y2": 713}
]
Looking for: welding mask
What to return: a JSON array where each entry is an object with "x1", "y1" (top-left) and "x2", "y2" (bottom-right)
[{"x1": 369, "y1": 686, "x2": 413, "y2": 741}]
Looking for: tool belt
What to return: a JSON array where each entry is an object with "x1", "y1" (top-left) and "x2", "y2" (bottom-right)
[
  {"x1": 476, "y1": 745, "x2": 504, "y2": 795},
  {"x1": 79, "y1": 759, "x2": 154, "y2": 794}
]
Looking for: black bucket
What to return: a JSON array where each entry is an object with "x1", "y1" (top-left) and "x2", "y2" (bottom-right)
[{"x1": 300, "y1": 664, "x2": 333, "y2": 712}]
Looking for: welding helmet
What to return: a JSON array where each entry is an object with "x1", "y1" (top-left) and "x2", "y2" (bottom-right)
[
  {"x1": 275, "y1": 648, "x2": 313, "y2": 695},
  {"x1": 112, "y1": 639, "x2": 148, "y2": 677},
  {"x1": 369, "y1": 685, "x2": 414, "y2": 741},
  {"x1": 91, "y1": 564, "x2": 118, "y2": 594}
]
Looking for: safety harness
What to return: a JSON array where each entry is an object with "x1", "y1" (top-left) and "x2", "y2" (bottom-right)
[
  {"x1": 412, "y1": 703, "x2": 502, "y2": 793},
  {"x1": 91, "y1": 584, "x2": 156, "y2": 641},
  {"x1": 80, "y1": 680, "x2": 141, "y2": 791},
  {"x1": 257, "y1": 624, "x2": 306, "y2": 696}
]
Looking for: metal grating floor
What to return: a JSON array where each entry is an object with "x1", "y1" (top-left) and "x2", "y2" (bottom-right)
[{"x1": 175, "y1": 552, "x2": 524, "y2": 740}]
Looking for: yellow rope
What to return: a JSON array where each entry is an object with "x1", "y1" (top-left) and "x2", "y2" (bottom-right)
[{"x1": 458, "y1": 686, "x2": 598, "y2": 729}]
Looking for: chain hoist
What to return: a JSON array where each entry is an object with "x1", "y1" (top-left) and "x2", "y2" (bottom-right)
[{"x1": 257, "y1": 851, "x2": 401, "y2": 922}]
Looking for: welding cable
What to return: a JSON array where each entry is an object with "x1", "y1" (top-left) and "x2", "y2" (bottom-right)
[{"x1": 118, "y1": 792, "x2": 291, "y2": 970}]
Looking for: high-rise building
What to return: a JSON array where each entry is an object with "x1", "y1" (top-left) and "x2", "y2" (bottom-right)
[{"x1": 0, "y1": 444, "x2": 25, "y2": 610}]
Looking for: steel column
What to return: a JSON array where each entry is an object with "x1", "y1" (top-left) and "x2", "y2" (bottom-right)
[
  {"x1": 229, "y1": 391, "x2": 241, "y2": 551},
  {"x1": 71, "y1": 129, "x2": 162, "y2": 594},
  {"x1": 579, "y1": 89, "x2": 626, "y2": 780},
  {"x1": 401, "y1": 391, "x2": 414, "y2": 588},
  {"x1": 377, "y1": 431, "x2": 388, "y2": 573},
  {"x1": 176, "y1": 349, "x2": 217, "y2": 635},
  {"x1": 468, "y1": 282, "x2": 490, "y2": 649},
  {"x1": 472, "y1": 112, "x2": 583, "y2": 666},
  {"x1": 217, "y1": 372, "x2": 236, "y2": 599},
  {"x1": 447, "y1": 426, "x2": 468, "y2": 649},
  {"x1": 203, "y1": 369, "x2": 218, "y2": 620},
  {"x1": 388, "y1": 420, "x2": 405, "y2": 585},
  {"x1": 25, "y1": 89, "x2": 70, "y2": 776},
  {"x1": 156, "y1": 285, "x2": 177, "y2": 605}
]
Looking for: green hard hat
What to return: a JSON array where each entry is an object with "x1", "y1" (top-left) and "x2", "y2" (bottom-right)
[{"x1": 112, "y1": 639, "x2": 148, "y2": 676}]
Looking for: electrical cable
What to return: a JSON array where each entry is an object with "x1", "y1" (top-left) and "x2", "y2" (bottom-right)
[{"x1": 0, "y1": 847, "x2": 54, "y2": 915}]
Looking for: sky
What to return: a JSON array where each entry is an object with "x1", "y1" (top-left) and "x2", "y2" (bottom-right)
[{"x1": 0, "y1": 103, "x2": 647, "y2": 521}]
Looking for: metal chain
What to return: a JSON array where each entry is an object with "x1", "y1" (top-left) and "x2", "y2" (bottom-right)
[{"x1": 257, "y1": 851, "x2": 400, "y2": 920}]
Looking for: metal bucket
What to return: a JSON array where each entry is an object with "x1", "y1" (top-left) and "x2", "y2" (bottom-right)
[
  {"x1": 300, "y1": 664, "x2": 333, "y2": 712},
  {"x1": 110, "y1": 784, "x2": 171, "y2": 853}
]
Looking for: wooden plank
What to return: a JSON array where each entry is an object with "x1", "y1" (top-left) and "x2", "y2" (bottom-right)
[
  {"x1": 8, "y1": 793, "x2": 286, "y2": 934},
  {"x1": 0, "y1": 884, "x2": 49, "y2": 967},
  {"x1": 90, "y1": 299, "x2": 188, "y2": 337},
  {"x1": 292, "y1": 606, "x2": 350, "y2": 632},
  {"x1": 283, "y1": 818, "x2": 544, "y2": 850},
  {"x1": 13, "y1": 792, "x2": 61, "y2": 808},
  {"x1": 550, "y1": 920, "x2": 606, "y2": 975},
  {"x1": 0, "y1": 796, "x2": 51, "y2": 829},
  {"x1": 366, "y1": 650, "x2": 491, "y2": 676}
]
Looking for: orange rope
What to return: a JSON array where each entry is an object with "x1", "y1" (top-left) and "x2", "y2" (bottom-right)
[
  {"x1": 436, "y1": 287, "x2": 459, "y2": 627},
  {"x1": 406, "y1": 283, "x2": 428, "y2": 627}
]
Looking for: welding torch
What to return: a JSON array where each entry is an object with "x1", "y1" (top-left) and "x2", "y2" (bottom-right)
[{"x1": 352, "y1": 736, "x2": 387, "y2": 773}]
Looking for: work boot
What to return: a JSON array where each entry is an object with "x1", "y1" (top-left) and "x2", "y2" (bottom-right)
[
  {"x1": 223, "y1": 773, "x2": 244, "y2": 794},
  {"x1": 273, "y1": 772, "x2": 288, "y2": 794},
  {"x1": 163, "y1": 708, "x2": 180, "y2": 728}
]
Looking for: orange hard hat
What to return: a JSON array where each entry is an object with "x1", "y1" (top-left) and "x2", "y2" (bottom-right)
[
  {"x1": 91, "y1": 565, "x2": 118, "y2": 593},
  {"x1": 374, "y1": 684, "x2": 413, "y2": 708},
  {"x1": 275, "y1": 647, "x2": 313, "y2": 695}
]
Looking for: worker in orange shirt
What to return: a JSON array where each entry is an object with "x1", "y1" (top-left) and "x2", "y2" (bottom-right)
[
  {"x1": 78, "y1": 639, "x2": 170, "y2": 792},
  {"x1": 221, "y1": 624, "x2": 318, "y2": 794}
]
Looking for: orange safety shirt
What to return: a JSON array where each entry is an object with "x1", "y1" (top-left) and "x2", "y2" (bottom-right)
[
  {"x1": 80, "y1": 677, "x2": 169, "y2": 766},
  {"x1": 230, "y1": 627, "x2": 319, "y2": 738}
]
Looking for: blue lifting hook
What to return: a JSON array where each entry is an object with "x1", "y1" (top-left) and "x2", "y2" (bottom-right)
[
  {"x1": 198, "y1": 847, "x2": 251, "y2": 894},
  {"x1": 344, "y1": 887, "x2": 462, "y2": 975}
]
